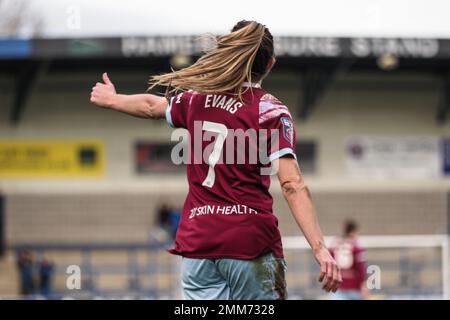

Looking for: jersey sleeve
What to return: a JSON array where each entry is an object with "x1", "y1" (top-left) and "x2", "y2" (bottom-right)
[
  {"x1": 165, "y1": 91, "x2": 193, "y2": 129},
  {"x1": 259, "y1": 93, "x2": 297, "y2": 162}
]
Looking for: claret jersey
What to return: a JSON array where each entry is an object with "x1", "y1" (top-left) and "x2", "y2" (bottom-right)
[
  {"x1": 165, "y1": 83, "x2": 296, "y2": 259},
  {"x1": 330, "y1": 238, "x2": 367, "y2": 290}
]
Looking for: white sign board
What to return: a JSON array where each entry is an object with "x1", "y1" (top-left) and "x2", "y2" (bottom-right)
[{"x1": 346, "y1": 136, "x2": 441, "y2": 179}]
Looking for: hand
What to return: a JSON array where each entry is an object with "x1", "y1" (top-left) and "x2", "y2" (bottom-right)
[
  {"x1": 314, "y1": 246, "x2": 342, "y2": 293},
  {"x1": 90, "y1": 72, "x2": 117, "y2": 108}
]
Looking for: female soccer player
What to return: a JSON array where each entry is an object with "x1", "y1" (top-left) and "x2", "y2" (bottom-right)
[
  {"x1": 90, "y1": 20, "x2": 342, "y2": 300},
  {"x1": 330, "y1": 220, "x2": 368, "y2": 300}
]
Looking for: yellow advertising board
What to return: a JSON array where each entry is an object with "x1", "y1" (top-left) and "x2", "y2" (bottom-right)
[{"x1": 0, "y1": 140, "x2": 104, "y2": 178}]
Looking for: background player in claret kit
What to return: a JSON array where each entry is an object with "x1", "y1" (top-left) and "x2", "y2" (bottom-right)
[
  {"x1": 329, "y1": 220, "x2": 369, "y2": 300},
  {"x1": 90, "y1": 20, "x2": 342, "y2": 300}
]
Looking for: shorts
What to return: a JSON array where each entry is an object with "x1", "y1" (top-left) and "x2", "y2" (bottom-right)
[{"x1": 181, "y1": 252, "x2": 287, "y2": 300}]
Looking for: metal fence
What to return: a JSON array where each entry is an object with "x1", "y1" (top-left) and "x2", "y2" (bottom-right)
[{"x1": 10, "y1": 235, "x2": 450, "y2": 300}]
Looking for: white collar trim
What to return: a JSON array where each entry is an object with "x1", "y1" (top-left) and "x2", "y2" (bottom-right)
[{"x1": 242, "y1": 82, "x2": 261, "y2": 88}]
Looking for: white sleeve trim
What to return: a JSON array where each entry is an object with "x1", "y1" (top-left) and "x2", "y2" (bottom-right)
[
  {"x1": 165, "y1": 97, "x2": 174, "y2": 128},
  {"x1": 269, "y1": 147, "x2": 297, "y2": 162}
]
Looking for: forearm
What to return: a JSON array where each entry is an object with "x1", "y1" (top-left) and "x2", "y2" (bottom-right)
[
  {"x1": 277, "y1": 157, "x2": 341, "y2": 292},
  {"x1": 282, "y1": 183, "x2": 326, "y2": 252},
  {"x1": 110, "y1": 94, "x2": 168, "y2": 119},
  {"x1": 91, "y1": 73, "x2": 169, "y2": 120}
]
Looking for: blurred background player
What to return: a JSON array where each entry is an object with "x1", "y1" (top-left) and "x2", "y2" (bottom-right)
[
  {"x1": 329, "y1": 220, "x2": 369, "y2": 300},
  {"x1": 150, "y1": 203, "x2": 181, "y2": 243},
  {"x1": 16, "y1": 248, "x2": 35, "y2": 296},
  {"x1": 38, "y1": 256, "x2": 54, "y2": 297}
]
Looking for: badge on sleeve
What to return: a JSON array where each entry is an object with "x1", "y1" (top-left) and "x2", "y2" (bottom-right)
[
  {"x1": 175, "y1": 92, "x2": 184, "y2": 104},
  {"x1": 280, "y1": 117, "x2": 294, "y2": 146}
]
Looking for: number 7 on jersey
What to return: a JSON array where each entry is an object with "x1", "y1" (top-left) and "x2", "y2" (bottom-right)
[{"x1": 201, "y1": 121, "x2": 228, "y2": 188}]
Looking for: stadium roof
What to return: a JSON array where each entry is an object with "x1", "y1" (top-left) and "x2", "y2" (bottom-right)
[{"x1": 1, "y1": 36, "x2": 449, "y2": 126}]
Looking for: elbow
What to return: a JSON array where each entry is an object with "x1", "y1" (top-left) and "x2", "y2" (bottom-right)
[
  {"x1": 142, "y1": 103, "x2": 157, "y2": 119},
  {"x1": 142, "y1": 98, "x2": 165, "y2": 119},
  {"x1": 280, "y1": 176, "x2": 307, "y2": 197}
]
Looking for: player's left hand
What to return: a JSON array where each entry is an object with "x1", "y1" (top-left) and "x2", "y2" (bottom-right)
[{"x1": 314, "y1": 247, "x2": 342, "y2": 293}]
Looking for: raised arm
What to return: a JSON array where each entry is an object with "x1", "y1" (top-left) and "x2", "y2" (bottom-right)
[
  {"x1": 276, "y1": 157, "x2": 342, "y2": 293},
  {"x1": 90, "y1": 73, "x2": 168, "y2": 119}
]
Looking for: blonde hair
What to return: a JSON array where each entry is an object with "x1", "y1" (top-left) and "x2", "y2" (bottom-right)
[{"x1": 148, "y1": 21, "x2": 270, "y2": 101}]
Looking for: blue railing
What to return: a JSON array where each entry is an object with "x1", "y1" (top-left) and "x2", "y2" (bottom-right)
[{"x1": 13, "y1": 241, "x2": 178, "y2": 299}]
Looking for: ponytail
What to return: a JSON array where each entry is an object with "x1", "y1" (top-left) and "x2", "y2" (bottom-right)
[{"x1": 148, "y1": 21, "x2": 273, "y2": 101}]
